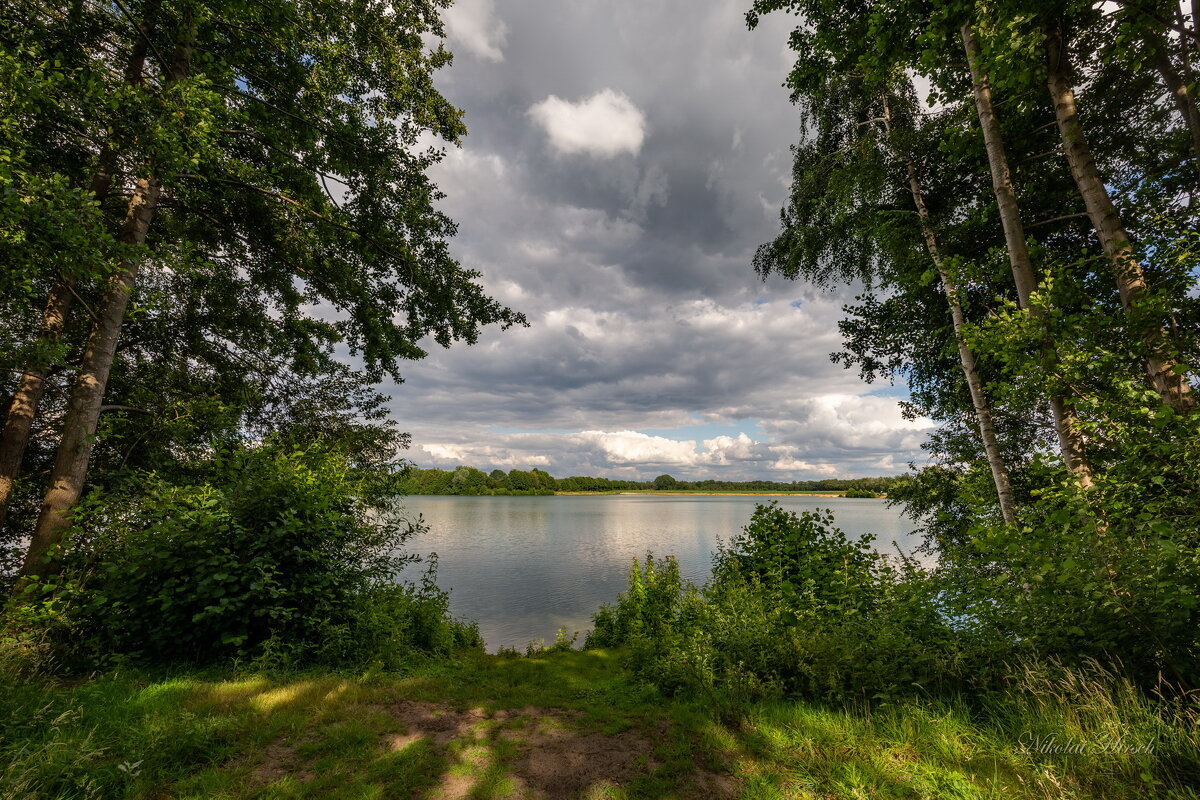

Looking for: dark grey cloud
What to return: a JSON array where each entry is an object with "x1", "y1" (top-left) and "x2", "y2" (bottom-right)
[{"x1": 384, "y1": 0, "x2": 931, "y2": 479}]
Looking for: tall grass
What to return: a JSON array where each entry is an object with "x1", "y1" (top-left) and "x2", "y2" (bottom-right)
[
  {"x1": 721, "y1": 659, "x2": 1200, "y2": 799},
  {"x1": 979, "y1": 659, "x2": 1200, "y2": 797}
]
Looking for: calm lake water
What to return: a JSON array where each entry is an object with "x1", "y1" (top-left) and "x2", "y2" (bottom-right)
[{"x1": 398, "y1": 494, "x2": 918, "y2": 651}]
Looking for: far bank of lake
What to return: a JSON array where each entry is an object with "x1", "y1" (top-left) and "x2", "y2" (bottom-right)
[{"x1": 399, "y1": 494, "x2": 917, "y2": 651}]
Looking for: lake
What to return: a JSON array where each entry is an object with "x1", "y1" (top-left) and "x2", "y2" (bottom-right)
[{"x1": 398, "y1": 494, "x2": 918, "y2": 651}]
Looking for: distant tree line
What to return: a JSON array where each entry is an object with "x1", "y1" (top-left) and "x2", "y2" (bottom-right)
[
  {"x1": 397, "y1": 467, "x2": 558, "y2": 496},
  {"x1": 395, "y1": 467, "x2": 903, "y2": 496}
]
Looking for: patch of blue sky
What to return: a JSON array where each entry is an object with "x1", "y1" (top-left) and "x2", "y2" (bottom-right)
[
  {"x1": 749, "y1": 297, "x2": 804, "y2": 308},
  {"x1": 641, "y1": 419, "x2": 765, "y2": 442},
  {"x1": 864, "y1": 383, "x2": 911, "y2": 399},
  {"x1": 488, "y1": 420, "x2": 766, "y2": 441}
]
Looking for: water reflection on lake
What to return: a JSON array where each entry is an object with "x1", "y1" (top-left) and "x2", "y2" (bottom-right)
[{"x1": 397, "y1": 494, "x2": 918, "y2": 651}]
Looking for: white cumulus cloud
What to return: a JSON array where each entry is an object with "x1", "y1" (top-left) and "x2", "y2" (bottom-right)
[
  {"x1": 577, "y1": 430, "x2": 698, "y2": 465},
  {"x1": 443, "y1": 0, "x2": 508, "y2": 62},
  {"x1": 703, "y1": 433, "x2": 756, "y2": 464},
  {"x1": 529, "y1": 89, "x2": 646, "y2": 158},
  {"x1": 408, "y1": 417, "x2": 927, "y2": 480}
]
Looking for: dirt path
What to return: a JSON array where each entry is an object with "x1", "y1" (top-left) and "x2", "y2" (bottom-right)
[
  {"x1": 391, "y1": 701, "x2": 739, "y2": 799},
  {"x1": 250, "y1": 699, "x2": 738, "y2": 799}
]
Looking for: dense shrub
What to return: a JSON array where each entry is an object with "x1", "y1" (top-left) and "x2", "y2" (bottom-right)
[
  {"x1": 713, "y1": 505, "x2": 879, "y2": 612},
  {"x1": 593, "y1": 491, "x2": 1200, "y2": 708},
  {"x1": 13, "y1": 444, "x2": 481, "y2": 670},
  {"x1": 964, "y1": 473, "x2": 1200, "y2": 688},
  {"x1": 587, "y1": 553, "x2": 685, "y2": 648},
  {"x1": 904, "y1": 403, "x2": 1200, "y2": 690},
  {"x1": 589, "y1": 503, "x2": 987, "y2": 704}
]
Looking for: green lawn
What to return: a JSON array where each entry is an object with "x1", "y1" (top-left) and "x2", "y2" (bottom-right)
[{"x1": 0, "y1": 650, "x2": 1191, "y2": 799}]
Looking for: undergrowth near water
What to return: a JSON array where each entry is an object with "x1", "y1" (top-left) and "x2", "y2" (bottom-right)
[{"x1": 1, "y1": 647, "x2": 1197, "y2": 799}]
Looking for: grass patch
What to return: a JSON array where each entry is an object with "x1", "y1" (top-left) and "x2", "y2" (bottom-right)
[{"x1": 1, "y1": 650, "x2": 1194, "y2": 799}]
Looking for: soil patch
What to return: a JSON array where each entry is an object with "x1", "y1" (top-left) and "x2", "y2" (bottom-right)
[
  {"x1": 247, "y1": 742, "x2": 314, "y2": 785},
  {"x1": 385, "y1": 700, "x2": 737, "y2": 799}
]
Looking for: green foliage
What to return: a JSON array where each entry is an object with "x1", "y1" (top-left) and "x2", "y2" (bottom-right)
[
  {"x1": 450, "y1": 465, "x2": 489, "y2": 495},
  {"x1": 589, "y1": 505, "x2": 976, "y2": 705},
  {"x1": 523, "y1": 626, "x2": 580, "y2": 656},
  {"x1": 714, "y1": 504, "x2": 879, "y2": 612},
  {"x1": 0, "y1": 650, "x2": 1196, "y2": 799},
  {"x1": 0, "y1": 0, "x2": 526, "y2": 547},
  {"x1": 393, "y1": 466, "x2": 555, "y2": 495},
  {"x1": 960, "y1": 446, "x2": 1200, "y2": 686},
  {"x1": 652, "y1": 474, "x2": 678, "y2": 490},
  {"x1": 745, "y1": 0, "x2": 1200, "y2": 717},
  {"x1": 587, "y1": 554, "x2": 686, "y2": 649},
  {"x1": 13, "y1": 444, "x2": 480, "y2": 670},
  {"x1": 555, "y1": 474, "x2": 642, "y2": 492},
  {"x1": 594, "y1": 489, "x2": 1200, "y2": 706},
  {"x1": 395, "y1": 464, "x2": 905, "y2": 495}
]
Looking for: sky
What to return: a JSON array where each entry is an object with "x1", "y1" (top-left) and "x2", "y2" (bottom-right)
[{"x1": 384, "y1": 0, "x2": 933, "y2": 481}]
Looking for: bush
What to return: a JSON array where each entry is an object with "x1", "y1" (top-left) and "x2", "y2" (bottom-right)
[
  {"x1": 964, "y1": 475, "x2": 1200, "y2": 687},
  {"x1": 587, "y1": 553, "x2": 685, "y2": 648},
  {"x1": 712, "y1": 504, "x2": 879, "y2": 613},
  {"x1": 14, "y1": 444, "x2": 480, "y2": 670},
  {"x1": 589, "y1": 504, "x2": 984, "y2": 704}
]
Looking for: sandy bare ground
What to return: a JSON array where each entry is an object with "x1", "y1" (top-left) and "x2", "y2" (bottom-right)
[
  {"x1": 385, "y1": 701, "x2": 738, "y2": 800},
  {"x1": 250, "y1": 700, "x2": 739, "y2": 799}
]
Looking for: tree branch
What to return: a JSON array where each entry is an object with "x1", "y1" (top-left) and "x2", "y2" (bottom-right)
[
  {"x1": 1114, "y1": 0, "x2": 1200, "y2": 41},
  {"x1": 1026, "y1": 212, "x2": 1091, "y2": 228},
  {"x1": 99, "y1": 404, "x2": 152, "y2": 414}
]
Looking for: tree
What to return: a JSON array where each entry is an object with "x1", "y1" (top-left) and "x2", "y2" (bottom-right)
[
  {"x1": 882, "y1": 90, "x2": 1018, "y2": 524},
  {"x1": 451, "y1": 466, "x2": 488, "y2": 494},
  {"x1": 746, "y1": 0, "x2": 1200, "y2": 681},
  {"x1": 506, "y1": 469, "x2": 534, "y2": 491},
  {"x1": 1043, "y1": 20, "x2": 1194, "y2": 411},
  {"x1": 747, "y1": 0, "x2": 1200, "y2": 505},
  {"x1": 960, "y1": 22, "x2": 1094, "y2": 487},
  {"x1": 747, "y1": 3, "x2": 1028, "y2": 522},
  {"x1": 653, "y1": 474, "x2": 678, "y2": 490},
  {"x1": 488, "y1": 469, "x2": 510, "y2": 490},
  {"x1": 529, "y1": 468, "x2": 556, "y2": 492},
  {"x1": 0, "y1": 1, "x2": 120, "y2": 529},
  {"x1": 2, "y1": 0, "x2": 523, "y2": 576}
]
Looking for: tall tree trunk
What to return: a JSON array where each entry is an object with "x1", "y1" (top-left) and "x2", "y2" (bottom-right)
[
  {"x1": 1175, "y1": 6, "x2": 1200, "y2": 179},
  {"x1": 1146, "y1": 28, "x2": 1200, "y2": 183},
  {"x1": 911, "y1": 170, "x2": 1018, "y2": 525},
  {"x1": 0, "y1": 2, "x2": 160, "y2": 532},
  {"x1": 1184, "y1": 2, "x2": 1200, "y2": 71},
  {"x1": 20, "y1": 180, "x2": 160, "y2": 574},
  {"x1": 882, "y1": 96, "x2": 1018, "y2": 525},
  {"x1": 962, "y1": 23, "x2": 1096, "y2": 488},
  {"x1": 0, "y1": 285, "x2": 72, "y2": 533},
  {"x1": 20, "y1": 15, "x2": 192, "y2": 577},
  {"x1": 1045, "y1": 24, "x2": 1195, "y2": 412}
]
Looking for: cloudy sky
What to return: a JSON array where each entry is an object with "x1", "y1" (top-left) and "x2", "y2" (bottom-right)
[{"x1": 386, "y1": 0, "x2": 933, "y2": 480}]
